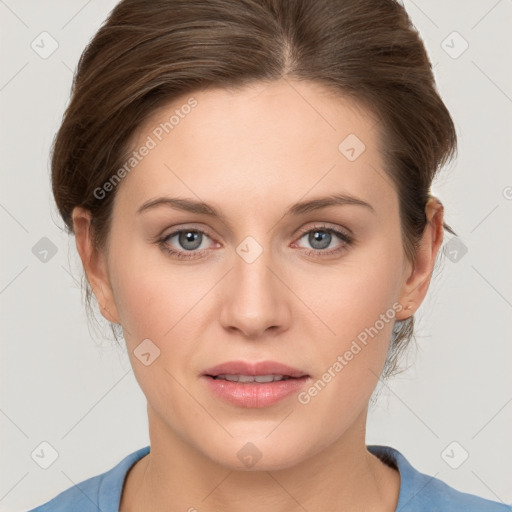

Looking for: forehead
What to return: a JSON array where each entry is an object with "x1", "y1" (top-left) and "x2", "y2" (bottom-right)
[{"x1": 116, "y1": 79, "x2": 395, "y2": 217}]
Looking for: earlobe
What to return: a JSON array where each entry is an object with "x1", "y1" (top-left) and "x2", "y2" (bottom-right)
[
  {"x1": 71, "y1": 206, "x2": 120, "y2": 324},
  {"x1": 396, "y1": 197, "x2": 445, "y2": 321}
]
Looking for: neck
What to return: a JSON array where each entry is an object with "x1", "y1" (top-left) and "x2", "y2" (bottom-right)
[{"x1": 121, "y1": 405, "x2": 400, "y2": 512}]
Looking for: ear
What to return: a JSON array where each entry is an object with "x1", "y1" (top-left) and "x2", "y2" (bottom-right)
[
  {"x1": 72, "y1": 206, "x2": 120, "y2": 324},
  {"x1": 395, "y1": 197, "x2": 445, "y2": 321}
]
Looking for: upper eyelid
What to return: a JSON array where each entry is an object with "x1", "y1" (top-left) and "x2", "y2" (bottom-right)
[
  {"x1": 162, "y1": 225, "x2": 216, "y2": 242},
  {"x1": 296, "y1": 223, "x2": 351, "y2": 237}
]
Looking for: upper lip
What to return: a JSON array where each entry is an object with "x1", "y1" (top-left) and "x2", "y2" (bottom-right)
[{"x1": 203, "y1": 360, "x2": 309, "y2": 378}]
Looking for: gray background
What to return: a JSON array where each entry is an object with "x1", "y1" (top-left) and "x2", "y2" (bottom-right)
[{"x1": 1, "y1": 1, "x2": 511, "y2": 510}]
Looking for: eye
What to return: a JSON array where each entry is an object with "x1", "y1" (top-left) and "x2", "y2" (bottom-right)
[
  {"x1": 292, "y1": 224, "x2": 354, "y2": 257},
  {"x1": 157, "y1": 224, "x2": 354, "y2": 260},
  {"x1": 158, "y1": 229, "x2": 216, "y2": 260}
]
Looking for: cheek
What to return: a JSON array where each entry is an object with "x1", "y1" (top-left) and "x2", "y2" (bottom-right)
[
  {"x1": 109, "y1": 242, "x2": 211, "y2": 389},
  {"x1": 297, "y1": 236, "x2": 404, "y2": 407},
  {"x1": 110, "y1": 253, "x2": 203, "y2": 416},
  {"x1": 108, "y1": 237, "x2": 187, "y2": 338},
  {"x1": 113, "y1": 271, "x2": 166, "y2": 341},
  {"x1": 309, "y1": 237, "x2": 404, "y2": 347}
]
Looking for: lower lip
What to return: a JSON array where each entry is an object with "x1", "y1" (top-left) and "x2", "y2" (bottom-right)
[{"x1": 202, "y1": 375, "x2": 310, "y2": 408}]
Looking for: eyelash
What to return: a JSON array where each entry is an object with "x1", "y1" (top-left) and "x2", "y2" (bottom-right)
[{"x1": 157, "y1": 224, "x2": 354, "y2": 260}]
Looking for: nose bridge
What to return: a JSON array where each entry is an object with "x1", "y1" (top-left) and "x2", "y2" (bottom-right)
[
  {"x1": 218, "y1": 231, "x2": 289, "y2": 337},
  {"x1": 232, "y1": 232, "x2": 279, "y2": 302}
]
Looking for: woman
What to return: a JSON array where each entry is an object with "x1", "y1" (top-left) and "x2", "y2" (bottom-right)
[{"x1": 27, "y1": 0, "x2": 509, "y2": 510}]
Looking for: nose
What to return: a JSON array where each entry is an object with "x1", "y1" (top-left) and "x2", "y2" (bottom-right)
[{"x1": 218, "y1": 244, "x2": 291, "y2": 340}]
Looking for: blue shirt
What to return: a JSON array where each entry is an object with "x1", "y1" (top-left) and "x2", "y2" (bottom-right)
[{"x1": 27, "y1": 444, "x2": 511, "y2": 511}]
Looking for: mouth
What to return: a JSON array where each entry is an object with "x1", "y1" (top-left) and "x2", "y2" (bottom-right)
[{"x1": 201, "y1": 360, "x2": 310, "y2": 408}]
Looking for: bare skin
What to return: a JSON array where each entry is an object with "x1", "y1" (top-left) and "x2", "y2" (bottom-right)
[{"x1": 72, "y1": 78, "x2": 444, "y2": 512}]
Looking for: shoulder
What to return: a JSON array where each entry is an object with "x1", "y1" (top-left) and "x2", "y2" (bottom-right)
[
  {"x1": 25, "y1": 446, "x2": 150, "y2": 512},
  {"x1": 25, "y1": 472, "x2": 103, "y2": 512},
  {"x1": 367, "y1": 445, "x2": 511, "y2": 512}
]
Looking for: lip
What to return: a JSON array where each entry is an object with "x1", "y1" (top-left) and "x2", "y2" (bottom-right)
[
  {"x1": 201, "y1": 360, "x2": 310, "y2": 408},
  {"x1": 202, "y1": 360, "x2": 308, "y2": 378}
]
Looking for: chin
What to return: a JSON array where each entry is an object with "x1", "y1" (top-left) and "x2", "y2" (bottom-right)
[{"x1": 202, "y1": 435, "x2": 311, "y2": 472}]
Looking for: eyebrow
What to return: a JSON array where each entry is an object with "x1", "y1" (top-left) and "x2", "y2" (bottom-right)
[{"x1": 136, "y1": 193, "x2": 375, "y2": 222}]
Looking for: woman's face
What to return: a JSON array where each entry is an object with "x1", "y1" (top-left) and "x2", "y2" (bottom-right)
[{"x1": 82, "y1": 79, "x2": 425, "y2": 470}]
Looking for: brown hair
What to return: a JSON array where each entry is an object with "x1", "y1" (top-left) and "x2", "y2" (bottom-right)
[{"x1": 51, "y1": 0, "x2": 457, "y2": 379}]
